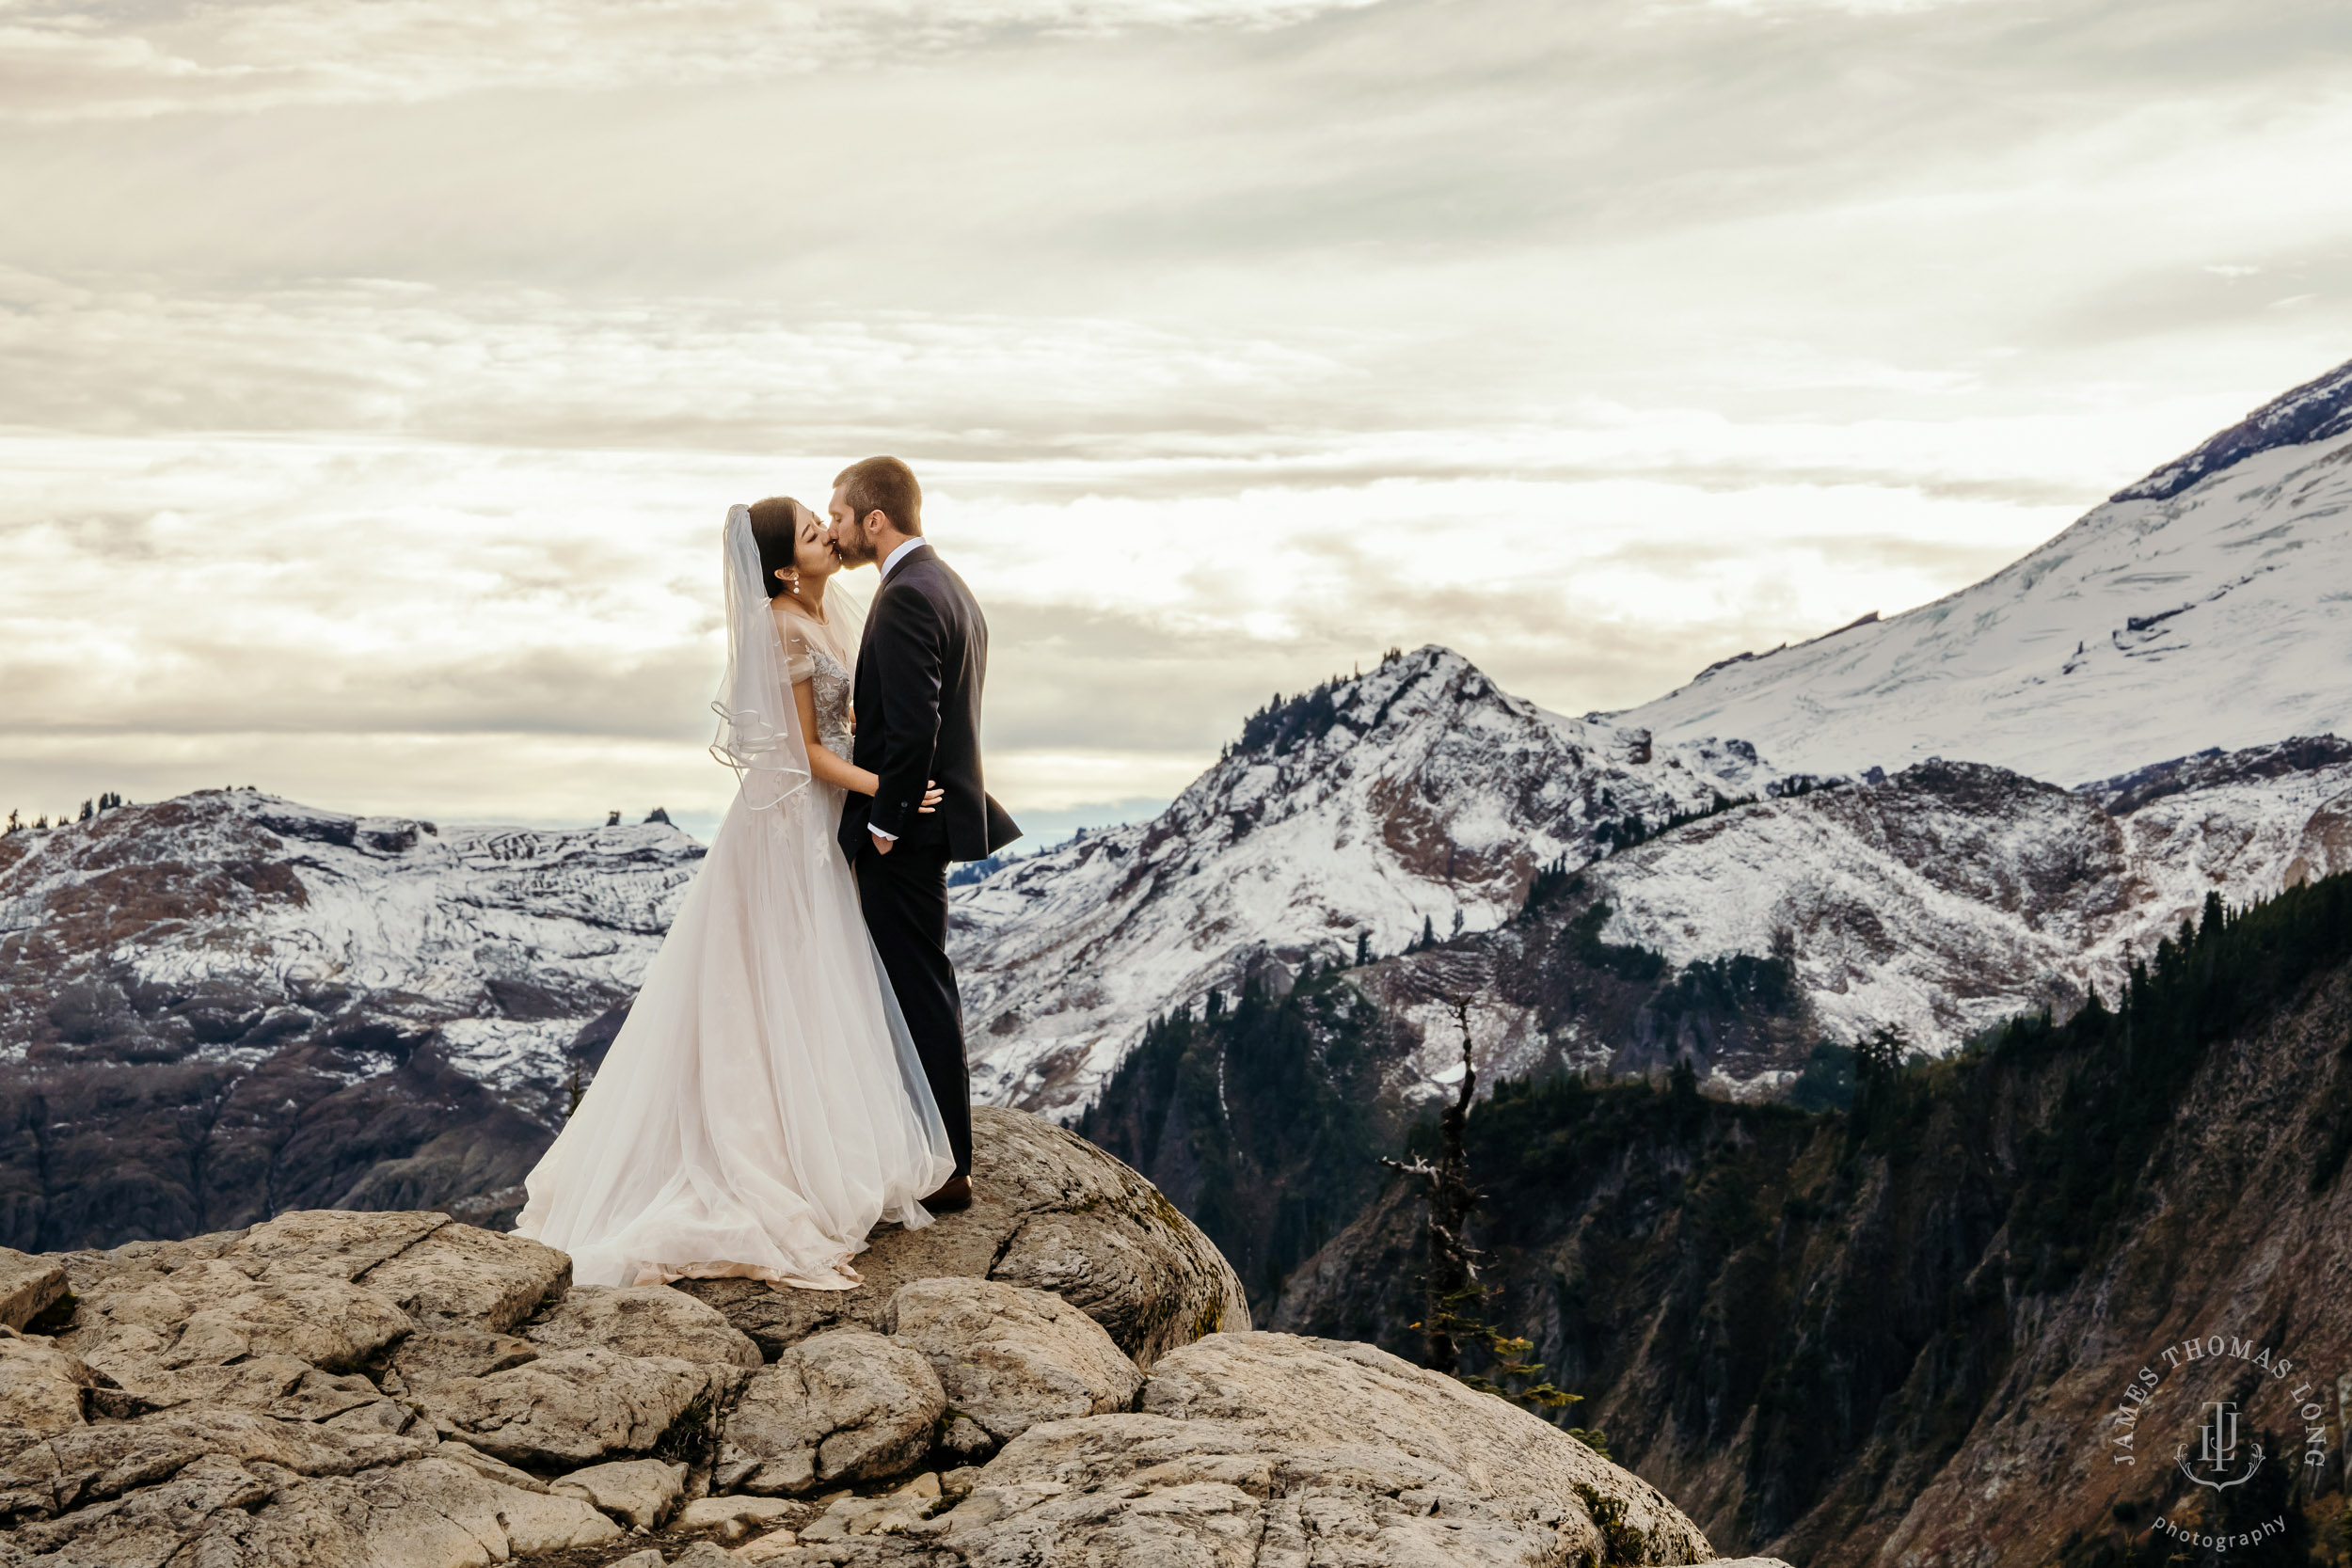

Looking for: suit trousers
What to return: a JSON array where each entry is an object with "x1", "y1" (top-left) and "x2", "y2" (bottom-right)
[{"x1": 856, "y1": 839, "x2": 973, "y2": 1179}]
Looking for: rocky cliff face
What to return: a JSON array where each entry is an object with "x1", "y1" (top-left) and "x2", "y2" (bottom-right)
[
  {"x1": 0, "y1": 789, "x2": 698, "y2": 1252},
  {"x1": 0, "y1": 1107, "x2": 1756, "y2": 1568},
  {"x1": 1270, "y1": 869, "x2": 2352, "y2": 1564}
]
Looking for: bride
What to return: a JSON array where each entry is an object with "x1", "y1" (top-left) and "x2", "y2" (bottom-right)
[{"x1": 514, "y1": 499, "x2": 957, "y2": 1290}]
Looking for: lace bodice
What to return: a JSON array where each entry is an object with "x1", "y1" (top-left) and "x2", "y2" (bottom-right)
[
  {"x1": 806, "y1": 644, "x2": 854, "y2": 761},
  {"x1": 777, "y1": 605, "x2": 857, "y2": 764}
]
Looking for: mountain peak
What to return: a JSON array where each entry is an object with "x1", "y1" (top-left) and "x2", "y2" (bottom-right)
[{"x1": 952, "y1": 649, "x2": 1783, "y2": 1116}]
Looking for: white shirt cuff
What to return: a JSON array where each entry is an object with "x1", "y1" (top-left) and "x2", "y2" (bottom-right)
[{"x1": 869, "y1": 825, "x2": 898, "y2": 841}]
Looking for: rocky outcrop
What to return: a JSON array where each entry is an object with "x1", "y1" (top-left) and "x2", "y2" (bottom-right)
[
  {"x1": 0, "y1": 1110, "x2": 1765, "y2": 1567},
  {"x1": 885, "y1": 1277, "x2": 1141, "y2": 1450},
  {"x1": 678, "y1": 1106, "x2": 1250, "y2": 1371}
]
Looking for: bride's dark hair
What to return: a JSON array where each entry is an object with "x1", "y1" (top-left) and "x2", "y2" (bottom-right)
[{"x1": 745, "y1": 498, "x2": 804, "y2": 600}]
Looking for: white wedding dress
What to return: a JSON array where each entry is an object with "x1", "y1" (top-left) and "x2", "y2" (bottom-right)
[{"x1": 514, "y1": 507, "x2": 956, "y2": 1290}]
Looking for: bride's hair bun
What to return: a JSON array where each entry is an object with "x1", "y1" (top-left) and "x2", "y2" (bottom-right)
[{"x1": 746, "y1": 498, "x2": 804, "y2": 599}]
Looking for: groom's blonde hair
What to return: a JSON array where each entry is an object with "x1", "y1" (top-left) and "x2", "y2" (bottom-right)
[{"x1": 834, "y1": 456, "x2": 922, "y2": 536}]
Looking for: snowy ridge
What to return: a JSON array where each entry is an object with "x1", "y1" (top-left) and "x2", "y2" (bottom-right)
[
  {"x1": 1598, "y1": 741, "x2": 2352, "y2": 1053},
  {"x1": 1620, "y1": 402, "x2": 2352, "y2": 786},
  {"x1": 2115, "y1": 355, "x2": 2352, "y2": 501},
  {"x1": 0, "y1": 789, "x2": 701, "y2": 1095},
  {"x1": 1325, "y1": 738, "x2": 2352, "y2": 1113},
  {"x1": 949, "y1": 645, "x2": 1785, "y2": 1117}
]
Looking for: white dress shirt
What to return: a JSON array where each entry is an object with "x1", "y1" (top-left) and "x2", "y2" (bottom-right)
[{"x1": 868, "y1": 535, "x2": 928, "y2": 842}]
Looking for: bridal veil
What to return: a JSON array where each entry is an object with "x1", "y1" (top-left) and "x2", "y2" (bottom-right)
[{"x1": 514, "y1": 505, "x2": 956, "y2": 1290}]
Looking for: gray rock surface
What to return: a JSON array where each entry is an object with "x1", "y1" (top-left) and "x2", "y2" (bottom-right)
[
  {"x1": 0, "y1": 1331, "x2": 101, "y2": 1433},
  {"x1": 418, "y1": 1344, "x2": 720, "y2": 1469},
  {"x1": 0, "y1": 1125, "x2": 1737, "y2": 1568},
  {"x1": 0, "y1": 1407, "x2": 426, "y2": 1522},
  {"x1": 787, "y1": 1333, "x2": 1721, "y2": 1568},
  {"x1": 720, "y1": 1330, "x2": 946, "y2": 1495},
  {"x1": 678, "y1": 1491, "x2": 807, "y2": 1535},
  {"x1": 155, "y1": 1452, "x2": 620, "y2": 1564},
  {"x1": 885, "y1": 1277, "x2": 1140, "y2": 1446},
  {"x1": 0, "y1": 1248, "x2": 67, "y2": 1332},
  {"x1": 350, "y1": 1217, "x2": 571, "y2": 1331},
  {"x1": 550, "y1": 1455, "x2": 689, "y2": 1528},
  {"x1": 680, "y1": 1107, "x2": 1248, "y2": 1370},
  {"x1": 528, "y1": 1283, "x2": 764, "y2": 1368},
  {"x1": 386, "y1": 1323, "x2": 542, "y2": 1394}
]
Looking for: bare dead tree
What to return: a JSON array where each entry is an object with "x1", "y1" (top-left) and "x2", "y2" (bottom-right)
[
  {"x1": 1382, "y1": 999, "x2": 1483, "y2": 1376},
  {"x1": 1382, "y1": 1000, "x2": 1581, "y2": 1426}
]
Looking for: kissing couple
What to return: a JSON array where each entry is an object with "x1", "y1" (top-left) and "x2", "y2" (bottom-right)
[{"x1": 516, "y1": 456, "x2": 1021, "y2": 1291}]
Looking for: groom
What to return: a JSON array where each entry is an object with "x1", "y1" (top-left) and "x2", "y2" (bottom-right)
[{"x1": 830, "y1": 456, "x2": 1020, "y2": 1210}]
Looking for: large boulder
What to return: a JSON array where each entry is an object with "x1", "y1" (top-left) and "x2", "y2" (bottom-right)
[
  {"x1": 679, "y1": 1106, "x2": 1249, "y2": 1370},
  {"x1": 886, "y1": 1277, "x2": 1141, "y2": 1449},
  {"x1": 414, "y1": 1345, "x2": 721, "y2": 1469},
  {"x1": 551, "y1": 1456, "x2": 690, "y2": 1529},
  {"x1": 0, "y1": 1248, "x2": 67, "y2": 1332},
  {"x1": 719, "y1": 1330, "x2": 946, "y2": 1496},
  {"x1": 527, "y1": 1283, "x2": 764, "y2": 1368},
  {"x1": 0, "y1": 1331, "x2": 103, "y2": 1433}
]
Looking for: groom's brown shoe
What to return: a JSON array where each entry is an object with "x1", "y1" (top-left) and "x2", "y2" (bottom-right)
[{"x1": 925, "y1": 1176, "x2": 973, "y2": 1212}]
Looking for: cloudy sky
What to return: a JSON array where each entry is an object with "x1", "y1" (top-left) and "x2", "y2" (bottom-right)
[{"x1": 4, "y1": 0, "x2": 2349, "y2": 839}]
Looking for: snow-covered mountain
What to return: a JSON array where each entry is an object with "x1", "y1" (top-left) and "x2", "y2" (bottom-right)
[
  {"x1": 0, "y1": 789, "x2": 702, "y2": 1250},
  {"x1": 949, "y1": 646, "x2": 1788, "y2": 1117},
  {"x1": 1622, "y1": 356, "x2": 2352, "y2": 785},
  {"x1": 0, "y1": 789, "x2": 699, "y2": 1093},
  {"x1": 1359, "y1": 736, "x2": 2352, "y2": 1102}
]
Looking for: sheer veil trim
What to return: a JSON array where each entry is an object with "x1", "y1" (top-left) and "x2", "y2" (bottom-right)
[{"x1": 711, "y1": 503, "x2": 814, "y2": 812}]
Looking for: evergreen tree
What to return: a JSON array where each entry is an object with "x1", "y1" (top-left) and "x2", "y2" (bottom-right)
[
  {"x1": 1355, "y1": 929, "x2": 1373, "y2": 967},
  {"x1": 4, "y1": 809, "x2": 18, "y2": 835},
  {"x1": 78, "y1": 799, "x2": 93, "y2": 822}
]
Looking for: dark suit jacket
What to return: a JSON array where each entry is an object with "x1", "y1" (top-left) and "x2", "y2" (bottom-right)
[{"x1": 838, "y1": 545, "x2": 1023, "y2": 863}]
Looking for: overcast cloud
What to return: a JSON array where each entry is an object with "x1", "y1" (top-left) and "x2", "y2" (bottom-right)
[{"x1": 3, "y1": 0, "x2": 2349, "y2": 837}]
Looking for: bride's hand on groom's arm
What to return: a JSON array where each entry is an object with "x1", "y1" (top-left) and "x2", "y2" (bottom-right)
[{"x1": 872, "y1": 781, "x2": 944, "y2": 856}]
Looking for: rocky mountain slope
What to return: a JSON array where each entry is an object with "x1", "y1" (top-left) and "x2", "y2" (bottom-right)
[
  {"x1": 0, "y1": 1107, "x2": 1756, "y2": 1568},
  {"x1": 0, "y1": 789, "x2": 699, "y2": 1251},
  {"x1": 964, "y1": 666, "x2": 2352, "y2": 1121},
  {"x1": 1622, "y1": 354, "x2": 2352, "y2": 786},
  {"x1": 1272, "y1": 867, "x2": 2352, "y2": 1564},
  {"x1": 949, "y1": 645, "x2": 1787, "y2": 1117},
  {"x1": 1368, "y1": 735, "x2": 2352, "y2": 1095},
  {"x1": 1077, "y1": 751, "x2": 2352, "y2": 1316}
]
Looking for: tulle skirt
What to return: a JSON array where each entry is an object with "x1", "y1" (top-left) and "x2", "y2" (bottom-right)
[{"x1": 514, "y1": 780, "x2": 956, "y2": 1290}]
